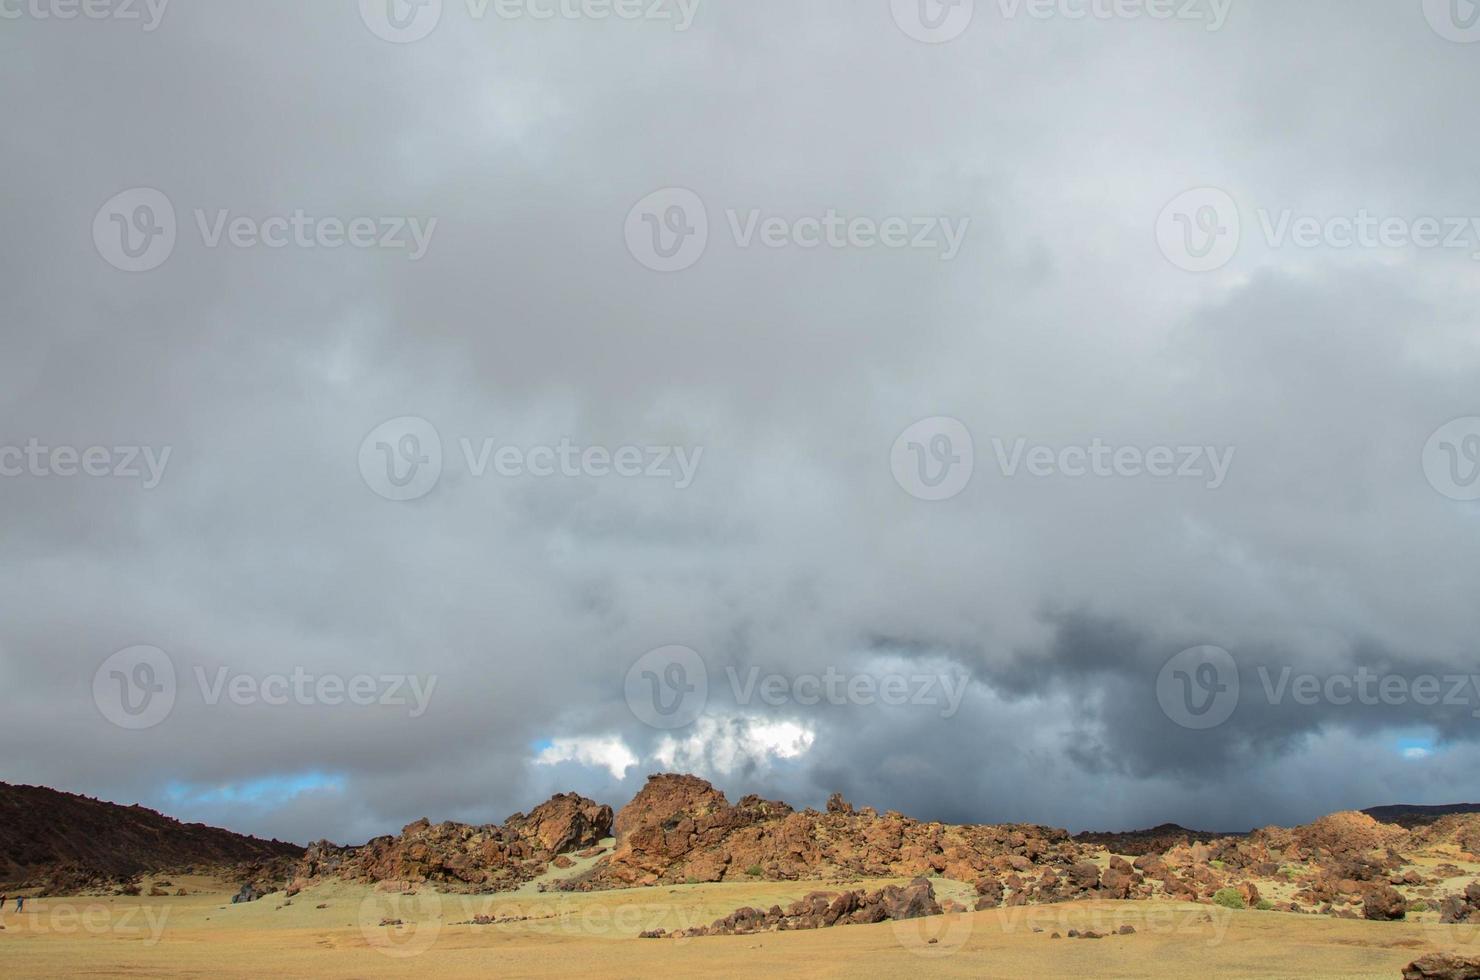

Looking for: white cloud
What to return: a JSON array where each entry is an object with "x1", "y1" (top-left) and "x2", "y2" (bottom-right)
[
  {"x1": 654, "y1": 716, "x2": 816, "y2": 776},
  {"x1": 534, "y1": 736, "x2": 639, "y2": 780}
]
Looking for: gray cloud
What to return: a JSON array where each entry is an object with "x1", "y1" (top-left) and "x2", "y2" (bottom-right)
[{"x1": 2, "y1": 0, "x2": 1478, "y2": 845}]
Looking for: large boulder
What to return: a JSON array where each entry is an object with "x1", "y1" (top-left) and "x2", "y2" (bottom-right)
[
  {"x1": 1402, "y1": 953, "x2": 1480, "y2": 979},
  {"x1": 231, "y1": 883, "x2": 264, "y2": 904},
  {"x1": 973, "y1": 876, "x2": 1005, "y2": 909},
  {"x1": 879, "y1": 877, "x2": 941, "y2": 920},
  {"x1": 1362, "y1": 883, "x2": 1407, "y2": 921},
  {"x1": 1067, "y1": 862, "x2": 1101, "y2": 892},
  {"x1": 507, "y1": 793, "x2": 613, "y2": 854}
]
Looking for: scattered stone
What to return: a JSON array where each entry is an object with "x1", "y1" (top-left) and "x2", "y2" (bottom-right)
[
  {"x1": 653, "y1": 877, "x2": 944, "y2": 938},
  {"x1": 231, "y1": 884, "x2": 265, "y2": 905}
]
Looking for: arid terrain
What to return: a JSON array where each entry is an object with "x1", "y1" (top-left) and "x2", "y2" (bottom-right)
[{"x1": 6, "y1": 776, "x2": 1480, "y2": 978}]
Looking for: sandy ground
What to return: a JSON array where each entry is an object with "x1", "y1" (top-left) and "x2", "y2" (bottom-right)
[{"x1": 4, "y1": 871, "x2": 1479, "y2": 979}]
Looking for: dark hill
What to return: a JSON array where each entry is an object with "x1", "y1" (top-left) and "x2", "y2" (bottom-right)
[
  {"x1": 0, "y1": 781, "x2": 303, "y2": 892},
  {"x1": 1072, "y1": 822, "x2": 1249, "y2": 855},
  {"x1": 1362, "y1": 802, "x2": 1480, "y2": 828}
]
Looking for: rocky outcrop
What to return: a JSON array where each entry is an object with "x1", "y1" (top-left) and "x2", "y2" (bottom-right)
[
  {"x1": 1408, "y1": 814, "x2": 1480, "y2": 861},
  {"x1": 1258, "y1": 811, "x2": 1410, "y2": 861},
  {"x1": 583, "y1": 774, "x2": 1083, "y2": 890},
  {"x1": 296, "y1": 793, "x2": 612, "y2": 893},
  {"x1": 506, "y1": 793, "x2": 613, "y2": 855},
  {"x1": 643, "y1": 876, "x2": 943, "y2": 938}
]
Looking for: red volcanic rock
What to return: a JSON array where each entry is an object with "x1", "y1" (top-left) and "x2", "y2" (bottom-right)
[
  {"x1": 1403, "y1": 953, "x2": 1480, "y2": 979},
  {"x1": 1362, "y1": 882, "x2": 1407, "y2": 921},
  {"x1": 1099, "y1": 863, "x2": 1141, "y2": 900},
  {"x1": 612, "y1": 774, "x2": 731, "y2": 842},
  {"x1": 585, "y1": 774, "x2": 1085, "y2": 890},
  {"x1": 297, "y1": 792, "x2": 612, "y2": 893},
  {"x1": 651, "y1": 877, "x2": 944, "y2": 938},
  {"x1": 974, "y1": 876, "x2": 1005, "y2": 909},
  {"x1": 1254, "y1": 811, "x2": 1408, "y2": 863},
  {"x1": 880, "y1": 876, "x2": 941, "y2": 920},
  {"x1": 506, "y1": 793, "x2": 613, "y2": 855}
]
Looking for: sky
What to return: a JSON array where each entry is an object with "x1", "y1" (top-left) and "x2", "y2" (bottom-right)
[{"x1": 3, "y1": 0, "x2": 1480, "y2": 847}]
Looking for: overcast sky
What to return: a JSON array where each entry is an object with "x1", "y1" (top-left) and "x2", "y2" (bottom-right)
[{"x1": 3, "y1": 0, "x2": 1479, "y2": 846}]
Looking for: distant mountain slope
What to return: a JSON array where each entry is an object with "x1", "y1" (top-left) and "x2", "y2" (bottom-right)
[
  {"x1": 0, "y1": 781, "x2": 303, "y2": 890},
  {"x1": 1362, "y1": 803, "x2": 1480, "y2": 827},
  {"x1": 1072, "y1": 822, "x2": 1249, "y2": 855}
]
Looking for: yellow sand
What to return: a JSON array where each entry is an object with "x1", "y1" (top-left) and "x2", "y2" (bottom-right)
[{"x1": 3, "y1": 873, "x2": 1478, "y2": 979}]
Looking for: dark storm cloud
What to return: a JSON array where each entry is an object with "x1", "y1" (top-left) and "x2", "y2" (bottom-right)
[{"x1": 2, "y1": 0, "x2": 1478, "y2": 844}]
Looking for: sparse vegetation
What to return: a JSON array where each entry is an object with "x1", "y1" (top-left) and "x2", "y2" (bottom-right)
[
  {"x1": 1212, "y1": 888, "x2": 1247, "y2": 910},
  {"x1": 1255, "y1": 899, "x2": 1274, "y2": 911},
  {"x1": 744, "y1": 865, "x2": 763, "y2": 877},
  {"x1": 1410, "y1": 900, "x2": 1430, "y2": 912}
]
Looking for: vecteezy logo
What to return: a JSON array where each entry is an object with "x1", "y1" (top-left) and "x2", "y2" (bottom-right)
[
  {"x1": 93, "y1": 645, "x2": 177, "y2": 730},
  {"x1": 358, "y1": 889, "x2": 443, "y2": 958},
  {"x1": 891, "y1": 417, "x2": 974, "y2": 501},
  {"x1": 359, "y1": 417, "x2": 443, "y2": 501},
  {"x1": 1423, "y1": 417, "x2": 1480, "y2": 501},
  {"x1": 1156, "y1": 187, "x2": 1241, "y2": 272},
  {"x1": 93, "y1": 188, "x2": 176, "y2": 272},
  {"x1": 1157, "y1": 645, "x2": 1239, "y2": 730},
  {"x1": 1424, "y1": 0, "x2": 1480, "y2": 42},
  {"x1": 359, "y1": 0, "x2": 442, "y2": 43},
  {"x1": 624, "y1": 188, "x2": 709, "y2": 272},
  {"x1": 625, "y1": 645, "x2": 708, "y2": 729},
  {"x1": 891, "y1": 0, "x2": 975, "y2": 43}
]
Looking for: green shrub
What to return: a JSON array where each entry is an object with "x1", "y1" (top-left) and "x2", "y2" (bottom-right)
[
  {"x1": 1209, "y1": 859, "x2": 1226, "y2": 870},
  {"x1": 1255, "y1": 899, "x2": 1274, "y2": 911},
  {"x1": 1410, "y1": 900, "x2": 1429, "y2": 913},
  {"x1": 745, "y1": 865, "x2": 763, "y2": 877},
  {"x1": 1212, "y1": 888, "x2": 1247, "y2": 910}
]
